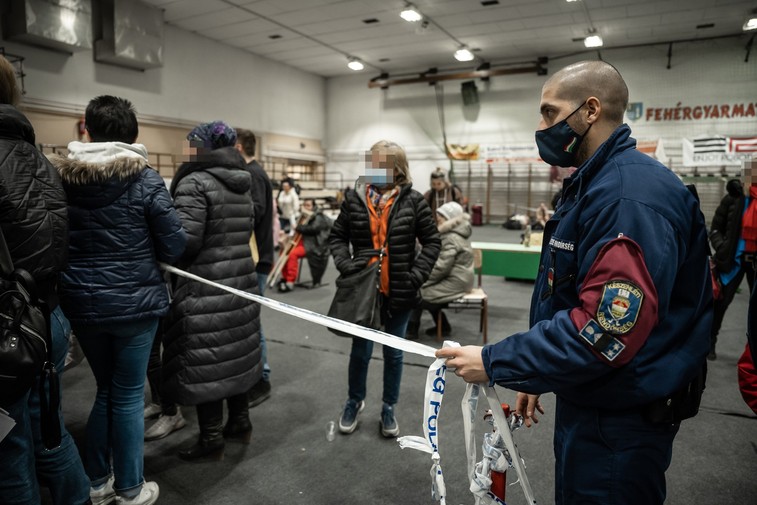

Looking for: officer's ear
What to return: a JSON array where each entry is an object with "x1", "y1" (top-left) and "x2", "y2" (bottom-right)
[{"x1": 585, "y1": 96, "x2": 602, "y2": 125}]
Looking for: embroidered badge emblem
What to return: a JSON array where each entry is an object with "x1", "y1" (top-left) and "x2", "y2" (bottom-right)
[
  {"x1": 596, "y1": 281, "x2": 643, "y2": 335},
  {"x1": 578, "y1": 319, "x2": 626, "y2": 362},
  {"x1": 547, "y1": 268, "x2": 554, "y2": 292}
]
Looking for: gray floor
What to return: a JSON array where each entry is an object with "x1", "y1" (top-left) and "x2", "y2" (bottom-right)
[{"x1": 59, "y1": 224, "x2": 757, "y2": 505}]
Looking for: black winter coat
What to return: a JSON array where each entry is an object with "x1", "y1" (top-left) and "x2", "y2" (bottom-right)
[
  {"x1": 329, "y1": 183, "x2": 441, "y2": 312},
  {"x1": 0, "y1": 105, "x2": 68, "y2": 308},
  {"x1": 297, "y1": 209, "x2": 331, "y2": 284},
  {"x1": 163, "y1": 147, "x2": 261, "y2": 406},
  {"x1": 710, "y1": 179, "x2": 745, "y2": 272},
  {"x1": 244, "y1": 159, "x2": 274, "y2": 274},
  {"x1": 53, "y1": 145, "x2": 187, "y2": 324}
]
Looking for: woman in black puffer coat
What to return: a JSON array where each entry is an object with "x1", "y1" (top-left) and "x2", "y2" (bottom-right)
[
  {"x1": 709, "y1": 178, "x2": 752, "y2": 359},
  {"x1": 162, "y1": 121, "x2": 261, "y2": 461},
  {"x1": 329, "y1": 140, "x2": 440, "y2": 438}
]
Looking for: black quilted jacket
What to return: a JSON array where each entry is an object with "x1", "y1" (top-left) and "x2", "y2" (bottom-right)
[
  {"x1": 0, "y1": 105, "x2": 68, "y2": 308},
  {"x1": 710, "y1": 179, "x2": 745, "y2": 273},
  {"x1": 329, "y1": 182, "x2": 441, "y2": 312},
  {"x1": 163, "y1": 147, "x2": 261, "y2": 405}
]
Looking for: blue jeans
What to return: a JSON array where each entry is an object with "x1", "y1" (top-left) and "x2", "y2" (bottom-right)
[
  {"x1": 554, "y1": 396, "x2": 679, "y2": 505},
  {"x1": 348, "y1": 297, "x2": 412, "y2": 406},
  {"x1": 75, "y1": 318, "x2": 158, "y2": 499},
  {"x1": 257, "y1": 272, "x2": 271, "y2": 382},
  {"x1": 0, "y1": 306, "x2": 90, "y2": 505}
]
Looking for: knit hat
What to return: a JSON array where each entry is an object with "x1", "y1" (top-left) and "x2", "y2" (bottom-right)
[
  {"x1": 436, "y1": 201, "x2": 464, "y2": 221},
  {"x1": 187, "y1": 120, "x2": 237, "y2": 150}
]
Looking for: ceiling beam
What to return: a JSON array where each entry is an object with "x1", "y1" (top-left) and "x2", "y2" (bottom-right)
[{"x1": 367, "y1": 64, "x2": 544, "y2": 89}]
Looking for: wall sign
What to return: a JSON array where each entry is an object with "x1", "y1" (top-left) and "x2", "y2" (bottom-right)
[{"x1": 627, "y1": 102, "x2": 757, "y2": 122}]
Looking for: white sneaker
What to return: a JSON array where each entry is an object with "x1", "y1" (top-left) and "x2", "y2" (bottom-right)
[
  {"x1": 144, "y1": 410, "x2": 186, "y2": 441},
  {"x1": 116, "y1": 481, "x2": 159, "y2": 505},
  {"x1": 143, "y1": 403, "x2": 161, "y2": 420},
  {"x1": 90, "y1": 475, "x2": 115, "y2": 505}
]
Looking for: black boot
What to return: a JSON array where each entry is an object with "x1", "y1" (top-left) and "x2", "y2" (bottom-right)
[
  {"x1": 224, "y1": 393, "x2": 253, "y2": 443},
  {"x1": 179, "y1": 402, "x2": 225, "y2": 461}
]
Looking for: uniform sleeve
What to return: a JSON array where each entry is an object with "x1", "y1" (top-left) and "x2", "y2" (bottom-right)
[
  {"x1": 482, "y1": 198, "x2": 678, "y2": 394},
  {"x1": 172, "y1": 175, "x2": 208, "y2": 259},
  {"x1": 143, "y1": 169, "x2": 187, "y2": 264}
]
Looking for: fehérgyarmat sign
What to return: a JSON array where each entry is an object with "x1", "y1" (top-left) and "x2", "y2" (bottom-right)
[{"x1": 626, "y1": 102, "x2": 757, "y2": 122}]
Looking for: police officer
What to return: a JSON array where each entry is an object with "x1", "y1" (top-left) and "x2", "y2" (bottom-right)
[{"x1": 436, "y1": 60, "x2": 712, "y2": 505}]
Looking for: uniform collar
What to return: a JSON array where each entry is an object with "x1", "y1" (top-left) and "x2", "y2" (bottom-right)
[{"x1": 560, "y1": 124, "x2": 636, "y2": 204}]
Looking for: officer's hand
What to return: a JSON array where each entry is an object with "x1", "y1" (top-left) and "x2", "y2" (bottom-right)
[
  {"x1": 514, "y1": 392, "x2": 544, "y2": 428},
  {"x1": 435, "y1": 346, "x2": 489, "y2": 384}
]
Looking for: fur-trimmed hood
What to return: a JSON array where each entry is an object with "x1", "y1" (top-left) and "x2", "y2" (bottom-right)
[
  {"x1": 438, "y1": 212, "x2": 472, "y2": 238},
  {"x1": 52, "y1": 141, "x2": 149, "y2": 185},
  {"x1": 51, "y1": 142, "x2": 152, "y2": 210}
]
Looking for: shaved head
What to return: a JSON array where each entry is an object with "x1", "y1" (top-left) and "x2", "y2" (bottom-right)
[{"x1": 545, "y1": 60, "x2": 629, "y2": 125}]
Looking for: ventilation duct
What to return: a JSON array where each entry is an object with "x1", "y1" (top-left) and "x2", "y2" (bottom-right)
[
  {"x1": 93, "y1": 0, "x2": 163, "y2": 70},
  {"x1": 2, "y1": 0, "x2": 92, "y2": 53}
]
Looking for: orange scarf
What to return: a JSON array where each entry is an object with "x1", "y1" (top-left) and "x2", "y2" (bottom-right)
[{"x1": 366, "y1": 186, "x2": 398, "y2": 295}]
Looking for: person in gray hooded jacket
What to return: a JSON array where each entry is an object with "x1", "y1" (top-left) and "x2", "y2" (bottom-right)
[
  {"x1": 162, "y1": 121, "x2": 262, "y2": 462},
  {"x1": 406, "y1": 201, "x2": 474, "y2": 338}
]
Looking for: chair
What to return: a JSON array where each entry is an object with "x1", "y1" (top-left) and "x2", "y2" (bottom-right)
[{"x1": 437, "y1": 248, "x2": 488, "y2": 343}]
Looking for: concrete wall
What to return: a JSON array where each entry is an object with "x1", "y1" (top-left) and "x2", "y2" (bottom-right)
[{"x1": 3, "y1": 23, "x2": 326, "y2": 148}]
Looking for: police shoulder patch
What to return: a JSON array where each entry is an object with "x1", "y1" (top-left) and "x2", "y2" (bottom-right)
[
  {"x1": 578, "y1": 319, "x2": 626, "y2": 362},
  {"x1": 596, "y1": 280, "x2": 644, "y2": 335}
]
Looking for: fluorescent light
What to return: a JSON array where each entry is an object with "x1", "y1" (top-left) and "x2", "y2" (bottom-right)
[
  {"x1": 584, "y1": 34, "x2": 603, "y2": 48},
  {"x1": 454, "y1": 47, "x2": 474, "y2": 61},
  {"x1": 400, "y1": 5, "x2": 423, "y2": 22},
  {"x1": 744, "y1": 17, "x2": 757, "y2": 31},
  {"x1": 60, "y1": 9, "x2": 76, "y2": 30},
  {"x1": 566, "y1": 0, "x2": 580, "y2": 2},
  {"x1": 347, "y1": 58, "x2": 364, "y2": 71}
]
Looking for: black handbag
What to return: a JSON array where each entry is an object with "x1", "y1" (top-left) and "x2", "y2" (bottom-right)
[
  {"x1": 327, "y1": 250, "x2": 383, "y2": 337},
  {"x1": 0, "y1": 227, "x2": 60, "y2": 448}
]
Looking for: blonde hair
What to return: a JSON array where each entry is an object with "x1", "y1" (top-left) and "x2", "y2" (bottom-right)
[
  {"x1": 0, "y1": 56, "x2": 20, "y2": 106},
  {"x1": 370, "y1": 139, "x2": 412, "y2": 186}
]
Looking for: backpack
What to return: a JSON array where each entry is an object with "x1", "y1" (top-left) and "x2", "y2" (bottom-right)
[{"x1": 0, "y1": 228, "x2": 60, "y2": 448}]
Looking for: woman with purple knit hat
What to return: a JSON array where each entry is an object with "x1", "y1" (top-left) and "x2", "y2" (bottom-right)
[{"x1": 162, "y1": 121, "x2": 262, "y2": 461}]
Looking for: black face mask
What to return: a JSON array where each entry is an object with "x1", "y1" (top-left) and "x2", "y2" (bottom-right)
[{"x1": 535, "y1": 101, "x2": 592, "y2": 167}]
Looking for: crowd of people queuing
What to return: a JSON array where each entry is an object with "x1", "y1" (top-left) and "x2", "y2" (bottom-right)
[{"x1": 0, "y1": 52, "x2": 754, "y2": 505}]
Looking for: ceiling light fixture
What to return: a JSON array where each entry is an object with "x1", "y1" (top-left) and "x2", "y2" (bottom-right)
[
  {"x1": 400, "y1": 4, "x2": 423, "y2": 22},
  {"x1": 584, "y1": 34, "x2": 603, "y2": 47},
  {"x1": 744, "y1": 16, "x2": 757, "y2": 31},
  {"x1": 347, "y1": 57, "x2": 365, "y2": 71},
  {"x1": 454, "y1": 46, "x2": 475, "y2": 61}
]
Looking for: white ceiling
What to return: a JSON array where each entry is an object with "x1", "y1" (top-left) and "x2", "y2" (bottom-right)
[{"x1": 140, "y1": 0, "x2": 757, "y2": 77}]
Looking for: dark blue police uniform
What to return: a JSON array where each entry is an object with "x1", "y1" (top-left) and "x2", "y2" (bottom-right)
[{"x1": 482, "y1": 124, "x2": 712, "y2": 504}]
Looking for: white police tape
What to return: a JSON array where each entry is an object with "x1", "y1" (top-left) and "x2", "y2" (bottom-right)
[
  {"x1": 160, "y1": 263, "x2": 437, "y2": 358},
  {"x1": 160, "y1": 263, "x2": 535, "y2": 504},
  {"x1": 463, "y1": 384, "x2": 537, "y2": 505},
  {"x1": 398, "y1": 341, "x2": 460, "y2": 504}
]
